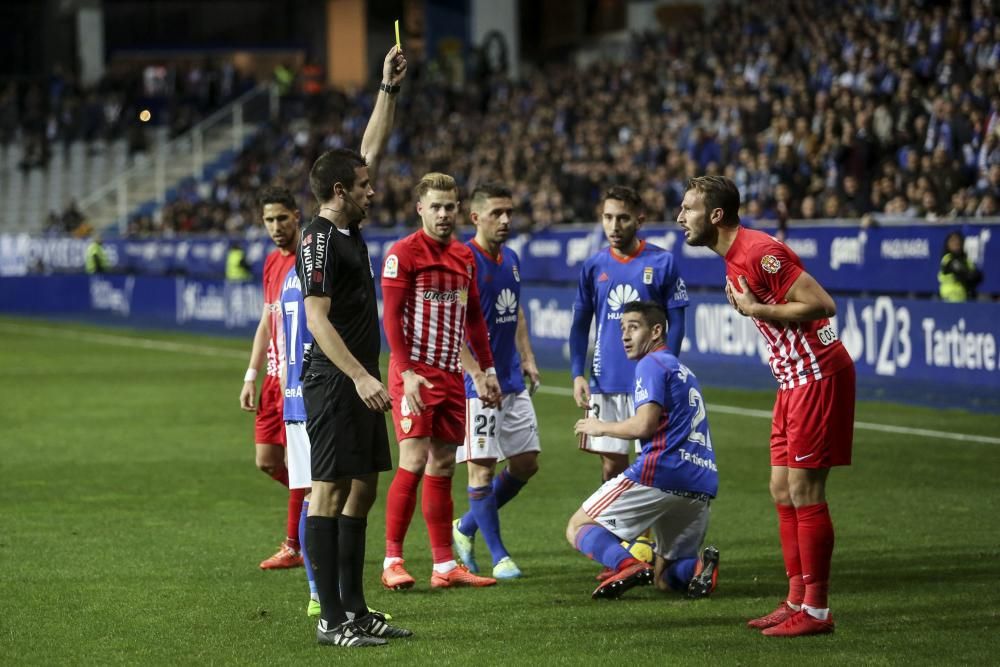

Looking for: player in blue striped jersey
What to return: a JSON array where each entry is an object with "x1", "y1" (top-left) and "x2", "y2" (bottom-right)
[
  {"x1": 570, "y1": 186, "x2": 689, "y2": 484},
  {"x1": 453, "y1": 183, "x2": 541, "y2": 580},
  {"x1": 569, "y1": 301, "x2": 719, "y2": 600},
  {"x1": 280, "y1": 266, "x2": 319, "y2": 615}
]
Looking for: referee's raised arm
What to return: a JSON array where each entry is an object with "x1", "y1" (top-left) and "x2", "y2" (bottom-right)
[{"x1": 361, "y1": 45, "x2": 407, "y2": 182}]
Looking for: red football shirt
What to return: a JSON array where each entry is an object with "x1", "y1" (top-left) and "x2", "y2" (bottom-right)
[
  {"x1": 381, "y1": 230, "x2": 492, "y2": 374},
  {"x1": 262, "y1": 249, "x2": 297, "y2": 378},
  {"x1": 724, "y1": 227, "x2": 852, "y2": 389}
]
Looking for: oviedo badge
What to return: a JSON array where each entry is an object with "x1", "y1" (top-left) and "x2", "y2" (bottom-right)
[
  {"x1": 643, "y1": 267, "x2": 654, "y2": 284},
  {"x1": 760, "y1": 255, "x2": 781, "y2": 274}
]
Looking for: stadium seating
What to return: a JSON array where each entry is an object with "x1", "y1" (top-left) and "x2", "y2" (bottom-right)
[{"x1": 5, "y1": 0, "x2": 1000, "y2": 235}]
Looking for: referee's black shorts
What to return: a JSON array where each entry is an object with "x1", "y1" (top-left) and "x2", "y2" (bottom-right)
[{"x1": 302, "y1": 369, "x2": 392, "y2": 481}]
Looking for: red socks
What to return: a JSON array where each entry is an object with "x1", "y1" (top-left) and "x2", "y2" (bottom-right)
[
  {"x1": 385, "y1": 468, "x2": 421, "y2": 559},
  {"x1": 796, "y1": 502, "x2": 834, "y2": 610},
  {"x1": 422, "y1": 474, "x2": 455, "y2": 564},
  {"x1": 384, "y1": 468, "x2": 457, "y2": 565},
  {"x1": 286, "y1": 488, "x2": 305, "y2": 550},
  {"x1": 775, "y1": 503, "x2": 804, "y2": 605},
  {"x1": 269, "y1": 466, "x2": 289, "y2": 487}
]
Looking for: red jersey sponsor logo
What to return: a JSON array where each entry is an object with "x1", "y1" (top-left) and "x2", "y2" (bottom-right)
[{"x1": 422, "y1": 289, "x2": 461, "y2": 303}]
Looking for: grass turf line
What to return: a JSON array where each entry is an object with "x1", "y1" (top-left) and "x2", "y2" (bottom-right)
[{"x1": 1, "y1": 316, "x2": 999, "y2": 665}]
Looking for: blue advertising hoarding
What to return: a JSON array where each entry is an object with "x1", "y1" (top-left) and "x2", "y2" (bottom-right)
[
  {"x1": 2, "y1": 222, "x2": 997, "y2": 295},
  {"x1": 2, "y1": 274, "x2": 997, "y2": 411}
]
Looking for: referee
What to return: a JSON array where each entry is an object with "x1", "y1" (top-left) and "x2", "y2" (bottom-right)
[{"x1": 297, "y1": 45, "x2": 410, "y2": 648}]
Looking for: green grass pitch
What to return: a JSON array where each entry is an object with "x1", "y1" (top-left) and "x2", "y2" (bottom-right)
[{"x1": 1, "y1": 315, "x2": 999, "y2": 665}]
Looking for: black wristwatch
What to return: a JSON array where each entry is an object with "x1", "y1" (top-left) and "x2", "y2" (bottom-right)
[{"x1": 379, "y1": 82, "x2": 400, "y2": 95}]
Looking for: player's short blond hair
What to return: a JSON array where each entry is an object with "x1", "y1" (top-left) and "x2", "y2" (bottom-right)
[{"x1": 414, "y1": 172, "x2": 459, "y2": 200}]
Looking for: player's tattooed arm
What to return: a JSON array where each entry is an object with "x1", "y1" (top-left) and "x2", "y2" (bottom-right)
[
  {"x1": 574, "y1": 403, "x2": 661, "y2": 441},
  {"x1": 361, "y1": 45, "x2": 408, "y2": 181},
  {"x1": 728, "y1": 273, "x2": 835, "y2": 322}
]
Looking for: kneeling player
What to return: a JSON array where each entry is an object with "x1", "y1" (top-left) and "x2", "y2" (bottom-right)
[{"x1": 568, "y1": 301, "x2": 719, "y2": 600}]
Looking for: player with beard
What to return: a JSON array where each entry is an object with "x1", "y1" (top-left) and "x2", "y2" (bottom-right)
[
  {"x1": 451, "y1": 182, "x2": 542, "y2": 580},
  {"x1": 380, "y1": 173, "x2": 501, "y2": 591},
  {"x1": 297, "y1": 45, "x2": 412, "y2": 648},
  {"x1": 570, "y1": 186, "x2": 690, "y2": 584},
  {"x1": 677, "y1": 175, "x2": 854, "y2": 637},
  {"x1": 239, "y1": 185, "x2": 305, "y2": 570}
]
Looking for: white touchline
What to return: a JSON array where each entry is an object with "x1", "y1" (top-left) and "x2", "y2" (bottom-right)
[
  {"x1": 0, "y1": 322, "x2": 246, "y2": 360},
  {"x1": 4, "y1": 321, "x2": 999, "y2": 446}
]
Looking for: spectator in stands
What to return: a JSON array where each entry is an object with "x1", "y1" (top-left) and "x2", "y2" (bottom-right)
[
  {"x1": 37, "y1": 0, "x2": 999, "y2": 233},
  {"x1": 938, "y1": 231, "x2": 982, "y2": 302}
]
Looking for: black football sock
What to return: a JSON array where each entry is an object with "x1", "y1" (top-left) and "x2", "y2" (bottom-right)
[
  {"x1": 306, "y1": 515, "x2": 347, "y2": 626},
  {"x1": 338, "y1": 514, "x2": 369, "y2": 617}
]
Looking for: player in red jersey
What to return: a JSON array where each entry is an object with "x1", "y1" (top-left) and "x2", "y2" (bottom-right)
[
  {"x1": 239, "y1": 186, "x2": 306, "y2": 570},
  {"x1": 678, "y1": 176, "x2": 855, "y2": 637},
  {"x1": 380, "y1": 172, "x2": 502, "y2": 590}
]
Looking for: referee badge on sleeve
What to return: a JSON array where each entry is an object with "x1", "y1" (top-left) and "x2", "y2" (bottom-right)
[{"x1": 643, "y1": 267, "x2": 653, "y2": 284}]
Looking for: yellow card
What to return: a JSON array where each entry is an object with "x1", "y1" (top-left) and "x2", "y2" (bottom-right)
[{"x1": 394, "y1": 19, "x2": 401, "y2": 49}]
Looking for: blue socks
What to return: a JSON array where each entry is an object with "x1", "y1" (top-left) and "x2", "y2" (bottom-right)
[
  {"x1": 574, "y1": 524, "x2": 632, "y2": 571},
  {"x1": 299, "y1": 500, "x2": 317, "y2": 597},
  {"x1": 466, "y1": 485, "x2": 509, "y2": 565},
  {"x1": 492, "y1": 468, "x2": 527, "y2": 509},
  {"x1": 663, "y1": 557, "x2": 698, "y2": 592},
  {"x1": 458, "y1": 468, "x2": 527, "y2": 536}
]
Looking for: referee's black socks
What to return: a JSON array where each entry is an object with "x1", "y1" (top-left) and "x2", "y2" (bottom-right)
[
  {"x1": 338, "y1": 515, "x2": 369, "y2": 617},
  {"x1": 305, "y1": 516, "x2": 347, "y2": 625}
]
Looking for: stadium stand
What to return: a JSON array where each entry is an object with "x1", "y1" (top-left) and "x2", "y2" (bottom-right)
[
  {"x1": 74, "y1": 0, "x2": 999, "y2": 239},
  {"x1": 1, "y1": 0, "x2": 997, "y2": 237},
  {"x1": 0, "y1": 61, "x2": 257, "y2": 233}
]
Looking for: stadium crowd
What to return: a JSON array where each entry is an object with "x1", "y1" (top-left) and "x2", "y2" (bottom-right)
[
  {"x1": 1, "y1": 60, "x2": 255, "y2": 170},
  {"x1": 94, "y1": 0, "x2": 1000, "y2": 237}
]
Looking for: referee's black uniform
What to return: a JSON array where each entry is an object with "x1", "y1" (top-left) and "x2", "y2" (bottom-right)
[{"x1": 297, "y1": 217, "x2": 392, "y2": 480}]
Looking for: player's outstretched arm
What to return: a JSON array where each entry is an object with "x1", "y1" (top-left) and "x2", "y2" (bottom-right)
[
  {"x1": 304, "y1": 296, "x2": 390, "y2": 412},
  {"x1": 240, "y1": 304, "x2": 271, "y2": 411},
  {"x1": 516, "y1": 305, "x2": 541, "y2": 390},
  {"x1": 574, "y1": 403, "x2": 661, "y2": 441},
  {"x1": 728, "y1": 273, "x2": 836, "y2": 322},
  {"x1": 360, "y1": 45, "x2": 407, "y2": 181}
]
